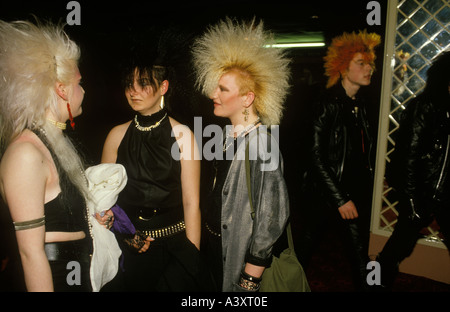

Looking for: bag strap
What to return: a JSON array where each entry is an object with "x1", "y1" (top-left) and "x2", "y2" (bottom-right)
[
  {"x1": 245, "y1": 139, "x2": 256, "y2": 220},
  {"x1": 244, "y1": 136, "x2": 294, "y2": 250}
]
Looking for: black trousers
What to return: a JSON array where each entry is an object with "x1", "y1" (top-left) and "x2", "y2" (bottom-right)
[
  {"x1": 45, "y1": 238, "x2": 92, "y2": 292},
  {"x1": 113, "y1": 232, "x2": 213, "y2": 292},
  {"x1": 49, "y1": 259, "x2": 91, "y2": 292},
  {"x1": 377, "y1": 201, "x2": 450, "y2": 286},
  {"x1": 297, "y1": 192, "x2": 372, "y2": 291}
]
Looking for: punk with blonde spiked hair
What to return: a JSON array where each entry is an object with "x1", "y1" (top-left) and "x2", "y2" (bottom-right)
[
  {"x1": 193, "y1": 18, "x2": 295, "y2": 292},
  {"x1": 192, "y1": 17, "x2": 291, "y2": 126},
  {"x1": 324, "y1": 30, "x2": 381, "y2": 89}
]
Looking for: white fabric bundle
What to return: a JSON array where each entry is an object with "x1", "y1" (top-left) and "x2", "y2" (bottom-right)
[{"x1": 85, "y1": 163, "x2": 127, "y2": 292}]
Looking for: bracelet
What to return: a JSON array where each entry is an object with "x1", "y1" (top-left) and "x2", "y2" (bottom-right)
[{"x1": 239, "y1": 271, "x2": 262, "y2": 291}]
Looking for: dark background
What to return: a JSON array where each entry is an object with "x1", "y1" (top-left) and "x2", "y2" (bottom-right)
[
  {"x1": 0, "y1": 0, "x2": 387, "y2": 239},
  {"x1": 1, "y1": 0, "x2": 387, "y2": 257},
  {"x1": 0, "y1": 0, "x2": 387, "y2": 160},
  {"x1": 3, "y1": 1, "x2": 450, "y2": 294}
]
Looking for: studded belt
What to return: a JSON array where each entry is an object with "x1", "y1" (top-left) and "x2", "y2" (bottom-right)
[
  {"x1": 205, "y1": 223, "x2": 221, "y2": 237},
  {"x1": 141, "y1": 220, "x2": 185, "y2": 238}
]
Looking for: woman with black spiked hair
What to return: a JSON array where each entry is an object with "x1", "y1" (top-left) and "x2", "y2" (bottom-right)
[{"x1": 101, "y1": 28, "x2": 203, "y2": 291}]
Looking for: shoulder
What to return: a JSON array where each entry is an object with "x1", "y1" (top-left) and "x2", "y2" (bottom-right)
[
  {"x1": 169, "y1": 117, "x2": 194, "y2": 139},
  {"x1": 246, "y1": 127, "x2": 283, "y2": 173},
  {"x1": 105, "y1": 121, "x2": 132, "y2": 143},
  {"x1": 401, "y1": 96, "x2": 436, "y2": 122},
  {"x1": 313, "y1": 87, "x2": 342, "y2": 114},
  {"x1": 3, "y1": 131, "x2": 47, "y2": 165},
  {"x1": 109, "y1": 121, "x2": 132, "y2": 136},
  {"x1": 1, "y1": 131, "x2": 49, "y2": 183},
  {"x1": 168, "y1": 117, "x2": 190, "y2": 131}
]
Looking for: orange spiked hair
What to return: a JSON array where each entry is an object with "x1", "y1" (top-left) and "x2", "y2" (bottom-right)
[{"x1": 324, "y1": 30, "x2": 381, "y2": 88}]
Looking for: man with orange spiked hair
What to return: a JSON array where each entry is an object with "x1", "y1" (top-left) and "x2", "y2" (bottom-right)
[{"x1": 298, "y1": 30, "x2": 381, "y2": 291}]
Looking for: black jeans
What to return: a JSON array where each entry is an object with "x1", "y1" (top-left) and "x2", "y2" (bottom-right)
[
  {"x1": 297, "y1": 195, "x2": 372, "y2": 291},
  {"x1": 117, "y1": 232, "x2": 212, "y2": 292}
]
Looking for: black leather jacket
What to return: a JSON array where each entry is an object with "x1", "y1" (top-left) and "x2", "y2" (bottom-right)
[
  {"x1": 305, "y1": 84, "x2": 374, "y2": 209},
  {"x1": 387, "y1": 94, "x2": 450, "y2": 217}
]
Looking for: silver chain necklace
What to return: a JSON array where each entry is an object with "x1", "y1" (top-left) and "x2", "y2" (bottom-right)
[{"x1": 223, "y1": 118, "x2": 261, "y2": 152}]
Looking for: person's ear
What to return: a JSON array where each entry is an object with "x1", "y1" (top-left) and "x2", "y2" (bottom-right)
[
  {"x1": 160, "y1": 80, "x2": 169, "y2": 96},
  {"x1": 242, "y1": 91, "x2": 255, "y2": 107},
  {"x1": 55, "y1": 81, "x2": 68, "y2": 101}
]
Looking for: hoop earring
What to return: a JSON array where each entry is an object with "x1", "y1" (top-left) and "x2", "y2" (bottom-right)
[
  {"x1": 160, "y1": 95, "x2": 165, "y2": 109},
  {"x1": 67, "y1": 103, "x2": 75, "y2": 129},
  {"x1": 242, "y1": 108, "x2": 249, "y2": 122}
]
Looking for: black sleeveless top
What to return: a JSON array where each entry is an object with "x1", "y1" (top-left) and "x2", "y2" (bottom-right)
[
  {"x1": 116, "y1": 109, "x2": 183, "y2": 229},
  {"x1": 33, "y1": 129, "x2": 89, "y2": 234}
]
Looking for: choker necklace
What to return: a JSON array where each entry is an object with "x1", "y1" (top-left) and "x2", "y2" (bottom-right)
[
  {"x1": 223, "y1": 118, "x2": 261, "y2": 152},
  {"x1": 134, "y1": 112, "x2": 167, "y2": 132},
  {"x1": 47, "y1": 119, "x2": 67, "y2": 130}
]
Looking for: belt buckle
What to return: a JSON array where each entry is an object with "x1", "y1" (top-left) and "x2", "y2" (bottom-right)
[{"x1": 138, "y1": 208, "x2": 160, "y2": 221}]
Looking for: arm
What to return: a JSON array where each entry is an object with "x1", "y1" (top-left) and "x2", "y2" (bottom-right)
[
  {"x1": 171, "y1": 119, "x2": 201, "y2": 250},
  {"x1": 0, "y1": 142, "x2": 53, "y2": 291},
  {"x1": 395, "y1": 100, "x2": 430, "y2": 215},
  {"x1": 100, "y1": 122, "x2": 154, "y2": 251},
  {"x1": 245, "y1": 134, "x2": 289, "y2": 277},
  {"x1": 101, "y1": 122, "x2": 130, "y2": 164},
  {"x1": 310, "y1": 100, "x2": 351, "y2": 213}
]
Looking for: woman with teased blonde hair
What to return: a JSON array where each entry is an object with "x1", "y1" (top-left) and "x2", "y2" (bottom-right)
[
  {"x1": 0, "y1": 20, "x2": 109, "y2": 291},
  {"x1": 192, "y1": 17, "x2": 292, "y2": 292}
]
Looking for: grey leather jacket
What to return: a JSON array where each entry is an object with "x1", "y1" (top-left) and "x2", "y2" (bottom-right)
[{"x1": 220, "y1": 128, "x2": 289, "y2": 291}]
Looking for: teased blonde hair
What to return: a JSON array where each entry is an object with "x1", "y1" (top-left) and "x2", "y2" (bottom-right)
[
  {"x1": 324, "y1": 30, "x2": 381, "y2": 88},
  {"x1": 0, "y1": 20, "x2": 89, "y2": 198},
  {"x1": 0, "y1": 19, "x2": 80, "y2": 148},
  {"x1": 192, "y1": 17, "x2": 291, "y2": 125}
]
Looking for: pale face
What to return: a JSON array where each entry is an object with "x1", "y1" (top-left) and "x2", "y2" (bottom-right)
[
  {"x1": 342, "y1": 52, "x2": 375, "y2": 88},
  {"x1": 210, "y1": 72, "x2": 246, "y2": 122},
  {"x1": 125, "y1": 69, "x2": 165, "y2": 116}
]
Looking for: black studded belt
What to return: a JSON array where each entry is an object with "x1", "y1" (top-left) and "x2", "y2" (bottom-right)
[
  {"x1": 205, "y1": 222, "x2": 221, "y2": 237},
  {"x1": 141, "y1": 220, "x2": 186, "y2": 238}
]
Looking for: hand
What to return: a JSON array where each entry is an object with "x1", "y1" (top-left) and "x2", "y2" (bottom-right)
[
  {"x1": 1, "y1": 257, "x2": 9, "y2": 272},
  {"x1": 137, "y1": 236, "x2": 154, "y2": 253},
  {"x1": 338, "y1": 200, "x2": 358, "y2": 220},
  {"x1": 94, "y1": 209, "x2": 114, "y2": 230},
  {"x1": 124, "y1": 230, "x2": 154, "y2": 253}
]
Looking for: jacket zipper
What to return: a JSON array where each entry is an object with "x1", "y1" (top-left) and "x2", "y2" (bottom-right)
[
  {"x1": 337, "y1": 127, "x2": 346, "y2": 181},
  {"x1": 409, "y1": 198, "x2": 420, "y2": 219},
  {"x1": 433, "y1": 111, "x2": 450, "y2": 198},
  {"x1": 434, "y1": 134, "x2": 450, "y2": 198}
]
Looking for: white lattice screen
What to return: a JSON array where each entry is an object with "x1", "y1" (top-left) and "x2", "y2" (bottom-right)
[{"x1": 371, "y1": 0, "x2": 450, "y2": 247}]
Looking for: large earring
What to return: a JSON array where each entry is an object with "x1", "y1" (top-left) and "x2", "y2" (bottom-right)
[
  {"x1": 67, "y1": 103, "x2": 75, "y2": 130},
  {"x1": 160, "y1": 95, "x2": 165, "y2": 109},
  {"x1": 242, "y1": 108, "x2": 249, "y2": 122}
]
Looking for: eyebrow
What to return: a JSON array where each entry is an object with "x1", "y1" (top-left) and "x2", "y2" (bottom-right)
[{"x1": 219, "y1": 84, "x2": 229, "y2": 91}]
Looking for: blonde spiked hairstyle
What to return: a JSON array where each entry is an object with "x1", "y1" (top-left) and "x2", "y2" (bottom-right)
[
  {"x1": 0, "y1": 19, "x2": 80, "y2": 148},
  {"x1": 192, "y1": 17, "x2": 291, "y2": 126},
  {"x1": 0, "y1": 20, "x2": 89, "y2": 199}
]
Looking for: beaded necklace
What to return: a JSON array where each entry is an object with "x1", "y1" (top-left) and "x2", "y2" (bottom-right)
[
  {"x1": 223, "y1": 118, "x2": 261, "y2": 152},
  {"x1": 134, "y1": 113, "x2": 167, "y2": 132}
]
